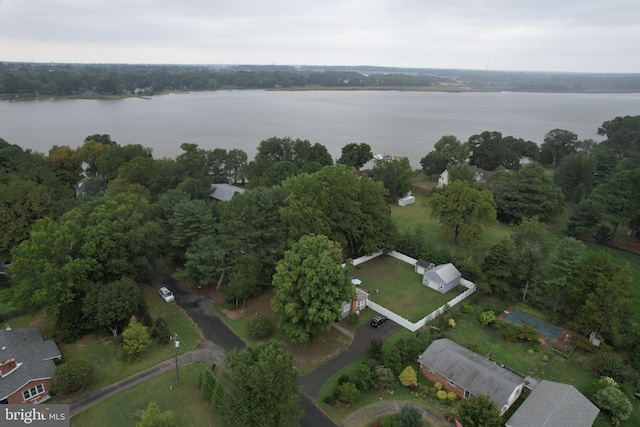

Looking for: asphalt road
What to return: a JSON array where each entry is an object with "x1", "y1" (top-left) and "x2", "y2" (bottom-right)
[{"x1": 150, "y1": 267, "x2": 340, "y2": 427}]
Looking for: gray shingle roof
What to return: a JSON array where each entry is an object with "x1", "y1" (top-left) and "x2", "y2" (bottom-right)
[
  {"x1": 425, "y1": 263, "x2": 461, "y2": 285},
  {"x1": 0, "y1": 328, "x2": 61, "y2": 401},
  {"x1": 418, "y1": 339, "x2": 523, "y2": 408},
  {"x1": 506, "y1": 380, "x2": 599, "y2": 427},
  {"x1": 210, "y1": 184, "x2": 246, "y2": 201},
  {"x1": 415, "y1": 259, "x2": 432, "y2": 269}
]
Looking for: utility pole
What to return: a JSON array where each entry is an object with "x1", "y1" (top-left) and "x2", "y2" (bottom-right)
[{"x1": 174, "y1": 334, "x2": 180, "y2": 386}]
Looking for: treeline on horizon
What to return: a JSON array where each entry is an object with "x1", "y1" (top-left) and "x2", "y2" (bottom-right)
[{"x1": 2, "y1": 62, "x2": 640, "y2": 96}]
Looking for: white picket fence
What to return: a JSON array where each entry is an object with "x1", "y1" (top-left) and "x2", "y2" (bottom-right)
[{"x1": 352, "y1": 251, "x2": 476, "y2": 332}]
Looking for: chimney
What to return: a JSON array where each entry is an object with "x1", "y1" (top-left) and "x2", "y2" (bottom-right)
[{"x1": 0, "y1": 358, "x2": 18, "y2": 376}]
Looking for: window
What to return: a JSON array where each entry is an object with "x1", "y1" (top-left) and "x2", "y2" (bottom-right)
[
  {"x1": 464, "y1": 390, "x2": 470, "y2": 399},
  {"x1": 428, "y1": 368, "x2": 436, "y2": 374},
  {"x1": 356, "y1": 300, "x2": 366, "y2": 310},
  {"x1": 22, "y1": 384, "x2": 44, "y2": 400},
  {"x1": 343, "y1": 304, "x2": 350, "y2": 312},
  {"x1": 448, "y1": 379, "x2": 456, "y2": 388}
]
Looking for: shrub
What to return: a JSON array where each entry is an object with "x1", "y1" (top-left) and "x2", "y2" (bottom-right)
[
  {"x1": 399, "y1": 366, "x2": 418, "y2": 387},
  {"x1": 246, "y1": 313, "x2": 274, "y2": 339},
  {"x1": 151, "y1": 318, "x2": 171, "y2": 345},
  {"x1": 50, "y1": 359, "x2": 94, "y2": 396},
  {"x1": 517, "y1": 324, "x2": 542, "y2": 343},
  {"x1": 347, "y1": 312, "x2": 359, "y2": 324},
  {"x1": 336, "y1": 382, "x2": 361, "y2": 404},
  {"x1": 527, "y1": 348, "x2": 535, "y2": 355},
  {"x1": 542, "y1": 354, "x2": 550, "y2": 362},
  {"x1": 121, "y1": 316, "x2": 152, "y2": 360},
  {"x1": 353, "y1": 363, "x2": 374, "y2": 392},
  {"x1": 323, "y1": 395, "x2": 336, "y2": 405},
  {"x1": 448, "y1": 318, "x2": 456, "y2": 328},
  {"x1": 592, "y1": 386, "x2": 632, "y2": 422},
  {"x1": 369, "y1": 338, "x2": 384, "y2": 362},
  {"x1": 594, "y1": 353, "x2": 627, "y2": 383},
  {"x1": 460, "y1": 304, "x2": 474, "y2": 314},
  {"x1": 397, "y1": 405, "x2": 422, "y2": 427},
  {"x1": 374, "y1": 366, "x2": 396, "y2": 390},
  {"x1": 381, "y1": 414, "x2": 399, "y2": 427},
  {"x1": 337, "y1": 374, "x2": 351, "y2": 385},
  {"x1": 478, "y1": 310, "x2": 497, "y2": 326},
  {"x1": 437, "y1": 390, "x2": 448, "y2": 400},
  {"x1": 434, "y1": 382, "x2": 443, "y2": 391},
  {"x1": 447, "y1": 392, "x2": 457, "y2": 401}
]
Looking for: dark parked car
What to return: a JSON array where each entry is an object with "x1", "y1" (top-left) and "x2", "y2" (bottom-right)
[{"x1": 370, "y1": 315, "x2": 389, "y2": 328}]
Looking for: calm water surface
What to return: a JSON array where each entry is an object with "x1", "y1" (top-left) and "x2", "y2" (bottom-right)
[{"x1": 2, "y1": 90, "x2": 639, "y2": 168}]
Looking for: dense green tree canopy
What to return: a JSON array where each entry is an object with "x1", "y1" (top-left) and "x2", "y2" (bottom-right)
[
  {"x1": 271, "y1": 234, "x2": 353, "y2": 345},
  {"x1": 539, "y1": 129, "x2": 578, "y2": 167},
  {"x1": 281, "y1": 164, "x2": 396, "y2": 257},
  {"x1": 369, "y1": 156, "x2": 413, "y2": 202},
  {"x1": 420, "y1": 135, "x2": 469, "y2": 176},
  {"x1": 457, "y1": 394, "x2": 503, "y2": 427},
  {"x1": 213, "y1": 339, "x2": 303, "y2": 427},
  {"x1": 553, "y1": 152, "x2": 595, "y2": 201},
  {"x1": 337, "y1": 142, "x2": 373, "y2": 169},
  {"x1": 467, "y1": 131, "x2": 534, "y2": 171},
  {"x1": 0, "y1": 174, "x2": 55, "y2": 252},
  {"x1": 429, "y1": 180, "x2": 497, "y2": 245},
  {"x1": 494, "y1": 163, "x2": 564, "y2": 223}
]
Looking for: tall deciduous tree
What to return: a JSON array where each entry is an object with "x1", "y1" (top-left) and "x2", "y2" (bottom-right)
[
  {"x1": 44, "y1": 145, "x2": 83, "y2": 185},
  {"x1": 337, "y1": 142, "x2": 373, "y2": 170},
  {"x1": 213, "y1": 339, "x2": 303, "y2": 427},
  {"x1": 539, "y1": 129, "x2": 578, "y2": 167},
  {"x1": 281, "y1": 164, "x2": 396, "y2": 257},
  {"x1": 539, "y1": 237, "x2": 585, "y2": 315},
  {"x1": 271, "y1": 234, "x2": 353, "y2": 345},
  {"x1": 420, "y1": 135, "x2": 469, "y2": 177},
  {"x1": 429, "y1": 180, "x2": 496, "y2": 245},
  {"x1": 370, "y1": 156, "x2": 414, "y2": 202},
  {"x1": 0, "y1": 174, "x2": 55, "y2": 252},
  {"x1": 494, "y1": 163, "x2": 564, "y2": 223},
  {"x1": 480, "y1": 238, "x2": 516, "y2": 294},
  {"x1": 511, "y1": 217, "x2": 552, "y2": 302}
]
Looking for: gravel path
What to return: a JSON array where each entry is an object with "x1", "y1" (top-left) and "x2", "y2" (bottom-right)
[{"x1": 340, "y1": 401, "x2": 449, "y2": 427}]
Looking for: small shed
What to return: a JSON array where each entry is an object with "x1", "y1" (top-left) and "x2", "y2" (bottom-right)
[
  {"x1": 422, "y1": 263, "x2": 461, "y2": 294},
  {"x1": 415, "y1": 259, "x2": 434, "y2": 275},
  {"x1": 398, "y1": 195, "x2": 415, "y2": 207}
]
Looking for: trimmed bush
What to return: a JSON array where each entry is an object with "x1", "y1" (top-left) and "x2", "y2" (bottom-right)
[
  {"x1": 50, "y1": 359, "x2": 94, "y2": 396},
  {"x1": 447, "y1": 391, "x2": 457, "y2": 401},
  {"x1": 336, "y1": 382, "x2": 361, "y2": 404},
  {"x1": 246, "y1": 313, "x2": 274, "y2": 340},
  {"x1": 437, "y1": 390, "x2": 448, "y2": 400},
  {"x1": 434, "y1": 382, "x2": 443, "y2": 391}
]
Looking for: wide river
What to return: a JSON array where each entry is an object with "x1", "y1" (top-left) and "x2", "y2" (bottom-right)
[{"x1": 2, "y1": 90, "x2": 640, "y2": 168}]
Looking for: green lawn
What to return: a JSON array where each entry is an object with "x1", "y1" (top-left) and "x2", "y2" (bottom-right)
[
  {"x1": 70, "y1": 363, "x2": 220, "y2": 427},
  {"x1": 58, "y1": 283, "x2": 201, "y2": 393},
  {"x1": 211, "y1": 291, "x2": 351, "y2": 376},
  {"x1": 353, "y1": 255, "x2": 466, "y2": 322}
]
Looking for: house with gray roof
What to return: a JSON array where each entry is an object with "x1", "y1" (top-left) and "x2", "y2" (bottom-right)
[
  {"x1": 210, "y1": 183, "x2": 246, "y2": 202},
  {"x1": 506, "y1": 380, "x2": 599, "y2": 427},
  {"x1": 0, "y1": 327, "x2": 61, "y2": 404},
  {"x1": 421, "y1": 263, "x2": 461, "y2": 294},
  {"x1": 437, "y1": 164, "x2": 508, "y2": 188},
  {"x1": 418, "y1": 338, "x2": 524, "y2": 414}
]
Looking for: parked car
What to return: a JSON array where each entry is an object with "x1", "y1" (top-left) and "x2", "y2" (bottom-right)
[
  {"x1": 159, "y1": 287, "x2": 175, "y2": 302},
  {"x1": 370, "y1": 315, "x2": 388, "y2": 328}
]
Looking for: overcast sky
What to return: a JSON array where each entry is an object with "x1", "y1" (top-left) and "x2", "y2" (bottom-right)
[{"x1": 1, "y1": 0, "x2": 639, "y2": 73}]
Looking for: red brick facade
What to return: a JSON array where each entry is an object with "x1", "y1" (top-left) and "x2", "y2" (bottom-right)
[
  {"x1": 6, "y1": 379, "x2": 52, "y2": 404},
  {"x1": 420, "y1": 364, "x2": 469, "y2": 399}
]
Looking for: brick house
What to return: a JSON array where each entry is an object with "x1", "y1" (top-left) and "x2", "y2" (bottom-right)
[
  {"x1": 418, "y1": 338, "x2": 524, "y2": 414},
  {"x1": 0, "y1": 327, "x2": 62, "y2": 404}
]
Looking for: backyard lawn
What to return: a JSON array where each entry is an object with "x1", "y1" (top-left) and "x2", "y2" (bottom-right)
[
  {"x1": 70, "y1": 363, "x2": 219, "y2": 427},
  {"x1": 353, "y1": 254, "x2": 467, "y2": 322}
]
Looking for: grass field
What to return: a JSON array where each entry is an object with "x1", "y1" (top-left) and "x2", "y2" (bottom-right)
[
  {"x1": 56, "y1": 283, "x2": 201, "y2": 394},
  {"x1": 353, "y1": 255, "x2": 466, "y2": 322},
  {"x1": 211, "y1": 291, "x2": 351, "y2": 376},
  {"x1": 70, "y1": 363, "x2": 220, "y2": 427}
]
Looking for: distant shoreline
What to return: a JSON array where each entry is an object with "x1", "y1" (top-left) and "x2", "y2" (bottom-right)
[{"x1": 2, "y1": 85, "x2": 639, "y2": 102}]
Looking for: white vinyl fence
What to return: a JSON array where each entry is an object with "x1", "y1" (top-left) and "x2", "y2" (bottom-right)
[{"x1": 351, "y1": 251, "x2": 476, "y2": 332}]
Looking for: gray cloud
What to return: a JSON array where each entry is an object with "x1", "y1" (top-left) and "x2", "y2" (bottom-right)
[{"x1": 1, "y1": 0, "x2": 639, "y2": 72}]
